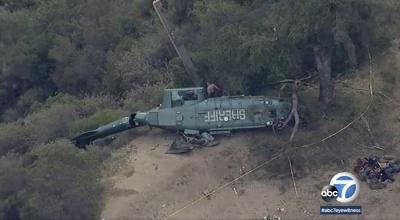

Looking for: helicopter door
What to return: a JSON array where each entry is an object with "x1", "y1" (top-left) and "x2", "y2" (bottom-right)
[
  {"x1": 247, "y1": 99, "x2": 263, "y2": 126},
  {"x1": 176, "y1": 108, "x2": 183, "y2": 126}
]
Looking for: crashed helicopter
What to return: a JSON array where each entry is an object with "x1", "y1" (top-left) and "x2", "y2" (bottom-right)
[
  {"x1": 72, "y1": 87, "x2": 292, "y2": 153},
  {"x1": 71, "y1": 0, "x2": 297, "y2": 154}
]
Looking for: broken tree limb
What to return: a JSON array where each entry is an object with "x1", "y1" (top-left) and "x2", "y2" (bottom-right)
[
  {"x1": 278, "y1": 83, "x2": 287, "y2": 98},
  {"x1": 290, "y1": 99, "x2": 299, "y2": 142},
  {"x1": 358, "y1": 143, "x2": 385, "y2": 151},
  {"x1": 249, "y1": 73, "x2": 315, "y2": 91},
  {"x1": 277, "y1": 80, "x2": 301, "y2": 142},
  {"x1": 288, "y1": 157, "x2": 298, "y2": 198}
]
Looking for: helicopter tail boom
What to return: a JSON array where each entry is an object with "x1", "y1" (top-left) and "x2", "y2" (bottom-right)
[{"x1": 71, "y1": 114, "x2": 142, "y2": 148}]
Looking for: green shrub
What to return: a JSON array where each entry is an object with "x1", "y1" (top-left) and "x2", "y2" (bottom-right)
[
  {"x1": 0, "y1": 123, "x2": 34, "y2": 155},
  {"x1": 25, "y1": 104, "x2": 79, "y2": 144},
  {"x1": 15, "y1": 88, "x2": 48, "y2": 115},
  {"x1": 0, "y1": 94, "x2": 127, "y2": 156},
  {"x1": 45, "y1": 93, "x2": 120, "y2": 117},
  {"x1": 123, "y1": 84, "x2": 164, "y2": 112},
  {"x1": 45, "y1": 93, "x2": 78, "y2": 107},
  {"x1": 0, "y1": 154, "x2": 26, "y2": 220},
  {"x1": 18, "y1": 140, "x2": 103, "y2": 220},
  {"x1": 76, "y1": 94, "x2": 121, "y2": 117}
]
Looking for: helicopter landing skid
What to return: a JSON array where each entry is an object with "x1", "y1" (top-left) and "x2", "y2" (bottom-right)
[{"x1": 166, "y1": 132, "x2": 220, "y2": 154}]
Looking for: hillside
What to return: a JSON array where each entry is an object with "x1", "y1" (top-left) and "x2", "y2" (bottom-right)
[
  {"x1": 101, "y1": 42, "x2": 400, "y2": 219},
  {"x1": 1, "y1": 0, "x2": 400, "y2": 219}
]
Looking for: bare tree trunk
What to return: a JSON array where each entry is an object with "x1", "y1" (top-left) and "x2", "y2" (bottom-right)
[{"x1": 313, "y1": 45, "x2": 334, "y2": 114}]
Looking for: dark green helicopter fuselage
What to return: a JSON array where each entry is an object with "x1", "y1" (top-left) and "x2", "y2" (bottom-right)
[
  {"x1": 137, "y1": 87, "x2": 290, "y2": 133},
  {"x1": 72, "y1": 87, "x2": 291, "y2": 147}
]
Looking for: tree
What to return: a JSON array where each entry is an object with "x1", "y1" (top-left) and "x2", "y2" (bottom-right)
[
  {"x1": 262, "y1": 0, "x2": 385, "y2": 113},
  {"x1": 0, "y1": 155, "x2": 26, "y2": 220},
  {"x1": 19, "y1": 141, "x2": 103, "y2": 220},
  {"x1": 190, "y1": 0, "x2": 301, "y2": 93}
]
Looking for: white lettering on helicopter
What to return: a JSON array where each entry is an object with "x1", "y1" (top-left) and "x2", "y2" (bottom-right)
[{"x1": 204, "y1": 109, "x2": 246, "y2": 122}]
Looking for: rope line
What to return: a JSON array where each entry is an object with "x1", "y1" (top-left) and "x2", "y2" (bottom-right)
[
  {"x1": 166, "y1": 153, "x2": 283, "y2": 218},
  {"x1": 166, "y1": 50, "x2": 375, "y2": 219}
]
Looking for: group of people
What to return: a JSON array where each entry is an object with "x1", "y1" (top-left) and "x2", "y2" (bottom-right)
[{"x1": 354, "y1": 156, "x2": 400, "y2": 188}]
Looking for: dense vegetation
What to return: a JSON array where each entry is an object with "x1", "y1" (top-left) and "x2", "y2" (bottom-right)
[{"x1": 0, "y1": 0, "x2": 399, "y2": 219}]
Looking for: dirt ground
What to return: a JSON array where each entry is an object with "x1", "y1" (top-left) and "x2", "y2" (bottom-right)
[
  {"x1": 100, "y1": 43, "x2": 400, "y2": 220},
  {"x1": 100, "y1": 128, "x2": 400, "y2": 220}
]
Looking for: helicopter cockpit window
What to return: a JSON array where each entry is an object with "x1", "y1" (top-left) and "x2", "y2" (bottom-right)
[
  {"x1": 171, "y1": 90, "x2": 199, "y2": 107},
  {"x1": 171, "y1": 91, "x2": 183, "y2": 107},
  {"x1": 178, "y1": 90, "x2": 198, "y2": 101}
]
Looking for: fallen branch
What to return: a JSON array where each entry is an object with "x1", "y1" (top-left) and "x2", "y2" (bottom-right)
[
  {"x1": 359, "y1": 143, "x2": 385, "y2": 151},
  {"x1": 371, "y1": 145, "x2": 385, "y2": 151},
  {"x1": 290, "y1": 93, "x2": 299, "y2": 142},
  {"x1": 288, "y1": 157, "x2": 298, "y2": 198}
]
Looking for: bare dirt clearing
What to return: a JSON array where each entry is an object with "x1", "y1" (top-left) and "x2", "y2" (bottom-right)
[{"x1": 101, "y1": 128, "x2": 400, "y2": 220}]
